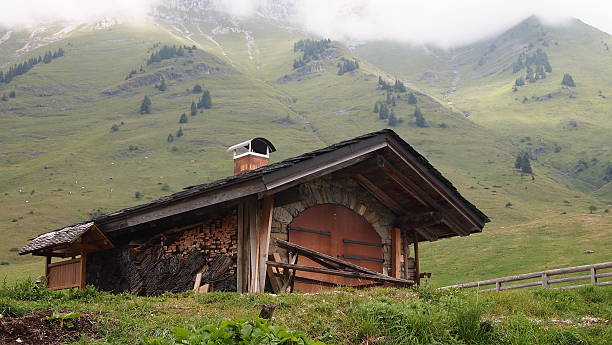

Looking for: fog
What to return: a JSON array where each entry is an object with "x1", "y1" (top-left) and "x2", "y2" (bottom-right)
[{"x1": 1, "y1": 0, "x2": 611, "y2": 47}]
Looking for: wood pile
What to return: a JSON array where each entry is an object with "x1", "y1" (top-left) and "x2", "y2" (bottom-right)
[{"x1": 161, "y1": 216, "x2": 238, "y2": 266}]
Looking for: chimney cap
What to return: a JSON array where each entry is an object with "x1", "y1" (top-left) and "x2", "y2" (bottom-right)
[{"x1": 227, "y1": 137, "x2": 276, "y2": 156}]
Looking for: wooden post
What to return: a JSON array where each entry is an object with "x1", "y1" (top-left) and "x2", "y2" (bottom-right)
[
  {"x1": 590, "y1": 267, "x2": 597, "y2": 284},
  {"x1": 541, "y1": 272, "x2": 549, "y2": 288},
  {"x1": 45, "y1": 256, "x2": 51, "y2": 286},
  {"x1": 413, "y1": 231, "x2": 420, "y2": 285},
  {"x1": 402, "y1": 231, "x2": 410, "y2": 280},
  {"x1": 256, "y1": 196, "x2": 274, "y2": 292},
  {"x1": 79, "y1": 251, "x2": 87, "y2": 289},
  {"x1": 248, "y1": 198, "x2": 258, "y2": 292},
  {"x1": 495, "y1": 281, "x2": 501, "y2": 291},
  {"x1": 391, "y1": 227, "x2": 401, "y2": 278}
]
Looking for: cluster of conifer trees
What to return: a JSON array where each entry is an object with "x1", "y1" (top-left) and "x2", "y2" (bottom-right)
[
  {"x1": 373, "y1": 77, "x2": 429, "y2": 128},
  {"x1": 378, "y1": 77, "x2": 407, "y2": 92},
  {"x1": 292, "y1": 39, "x2": 332, "y2": 69},
  {"x1": 147, "y1": 44, "x2": 196, "y2": 65},
  {"x1": 337, "y1": 58, "x2": 359, "y2": 75},
  {"x1": 514, "y1": 152, "x2": 533, "y2": 174},
  {"x1": 0, "y1": 48, "x2": 64, "y2": 84},
  {"x1": 512, "y1": 48, "x2": 552, "y2": 87},
  {"x1": 166, "y1": 84, "x2": 212, "y2": 143}
]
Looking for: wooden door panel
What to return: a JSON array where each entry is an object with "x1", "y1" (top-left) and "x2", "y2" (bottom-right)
[{"x1": 288, "y1": 203, "x2": 383, "y2": 291}]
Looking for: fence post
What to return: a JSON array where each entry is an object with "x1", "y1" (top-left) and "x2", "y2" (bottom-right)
[
  {"x1": 495, "y1": 281, "x2": 501, "y2": 291},
  {"x1": 590, "y1": 267, "x2": 597, "y2": 285},
  {"x1": 541, "y1": 272, "x2": 549, "y2": 288}
]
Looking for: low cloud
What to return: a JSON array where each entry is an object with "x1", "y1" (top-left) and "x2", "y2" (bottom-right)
[{"x1": 1, "y1": 0, "x2": 610, "y2": 47}]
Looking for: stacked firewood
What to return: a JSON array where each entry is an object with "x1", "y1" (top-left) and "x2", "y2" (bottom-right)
[{"x1": 162, "y1": 215, "x2": 238, "y2": 263}]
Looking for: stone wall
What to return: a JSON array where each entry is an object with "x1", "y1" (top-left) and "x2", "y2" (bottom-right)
[{"x1": 270, "y1": 176, "x2": 397, "y2": 275}]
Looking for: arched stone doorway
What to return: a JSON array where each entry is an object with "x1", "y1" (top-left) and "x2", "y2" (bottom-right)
[{"x1": 288, "y1": 204, "x2": 384, "y2": 291}]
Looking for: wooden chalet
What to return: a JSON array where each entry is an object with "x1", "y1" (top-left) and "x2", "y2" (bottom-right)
[{"x1": 20, "y1": 130, "x2": 488, "y2": 294}]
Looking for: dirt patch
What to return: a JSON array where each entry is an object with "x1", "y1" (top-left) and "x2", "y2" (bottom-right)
[{"x1": 0, "y1": 310, "x2": 98, "y2": 345}]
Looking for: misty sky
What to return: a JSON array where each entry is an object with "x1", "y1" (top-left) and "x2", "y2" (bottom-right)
[{"x1": 1, "y1": 0, "x2": 611, "y2": 47}]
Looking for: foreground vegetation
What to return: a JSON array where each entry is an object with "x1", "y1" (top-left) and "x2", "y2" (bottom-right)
[{"x1": 1, "y1": 280, "x2": 610, "y2": 344}]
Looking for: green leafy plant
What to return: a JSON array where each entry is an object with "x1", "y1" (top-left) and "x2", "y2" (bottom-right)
[
  {"x1": 141, "y1": 318, "x2": 325, "y2": 345},
  {"x1": 45, "y1": 312, "x2": 82, "y2": 328}
]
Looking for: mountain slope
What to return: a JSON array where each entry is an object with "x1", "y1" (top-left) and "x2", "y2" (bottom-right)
[
  {"x1": 0, "y1": 12, "x2": 609, "y2": 286},
  {"x1": 356, "y1": 16, "x2": 612, "y2": 197}
]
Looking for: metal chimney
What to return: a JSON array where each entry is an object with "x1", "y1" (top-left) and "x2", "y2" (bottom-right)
[{"x1": 227, "y1": 138, "x2": 276, "y2": 175}]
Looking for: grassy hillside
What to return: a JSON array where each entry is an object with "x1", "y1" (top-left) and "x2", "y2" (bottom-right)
[
  {"x1": 0, "y1": 13, "x2": 610, "y2": 288},
  {"x1": 1, "y1": 281, "x2": 611, "y2": 345},
  {"x1": 355, "y1": 17, "x2": 612, "y2": 197}
]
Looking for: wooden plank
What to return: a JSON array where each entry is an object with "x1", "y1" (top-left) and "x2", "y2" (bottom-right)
[
  {"x1": 247, "y1": 198, "x2": 258, "y2": 292},
  {"x1": 45, "y1": 256, "x2": 51, "y2": 284},
  {"x1": 267, "y1": 261, "x2": 413, "y2": 285},
  {"x1": 266, "y1": 265, "x2": 282, "y2": 294},
  {"x1": 274, "y1": 239, "x2": 385, "y2": 277},
  {"x1": 80, "y1": 252, "x2": 87, "y2": 289},
  {"x1": 237, "y1": 202, "x2": 245, "y2": 292},
  {"x1": 391, "y1": 227, "x2": 401, "y2": 278},
  {"x1": 256, "y1": 196, "x2": 274, "y2": 292},
  {"x1": 193, "y1": 272, "x2": 203, "y2": 292}
]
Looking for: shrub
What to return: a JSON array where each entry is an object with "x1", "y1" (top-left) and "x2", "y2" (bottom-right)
[
  {"x1": 141, "y1": 318, "x2": 325, "y2": 345},
  {"x1": 110, "y1": 124, "x2": 120, "y2": 132},
  {"x1": 135, "y1": 191, "x2": 143, "y2": 199},
  {"x1": 0, "y1": 279, "x2": 49, "y2": 301}
]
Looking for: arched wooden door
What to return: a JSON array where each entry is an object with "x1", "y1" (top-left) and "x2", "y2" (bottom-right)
[{"x1": 288, "y1": 204, "x2": 384, "y2": 292}]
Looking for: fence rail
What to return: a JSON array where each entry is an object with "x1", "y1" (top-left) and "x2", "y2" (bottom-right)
[{"x1": 440, "y1": 262, "x2": 612, "y2": 292}]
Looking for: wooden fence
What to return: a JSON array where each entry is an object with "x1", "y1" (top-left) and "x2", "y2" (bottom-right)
[
  {"x1": 440, "y1": 262, "x2": 612, "y2": 292},
  {"x1": 47, "y1": 258, "x2": 83, "y2": 290}
]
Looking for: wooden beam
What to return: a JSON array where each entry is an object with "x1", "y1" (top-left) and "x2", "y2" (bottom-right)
[
  {"x1": 236, "y1": 202, "x2": 245, "y2": 292},
  {"x1": 256, "y1": 196, "x2": 274, "y2": 292},
  {"x1": 384, "y1": 144, "x2": 485, "y2": 229},
  {"x1": 353, "y1": 174, "x2": 404, "y2": 215},
  {"x1": 391, "y1": 227, "x2": 401, "y2": 278},
  {"x1": 267, "y1": 261, "x2": 413, "y2": 285},
  {"x1": 398, "y1": 211, "x2": 441, "y2": 229},
  {"x1": 274, "y1": 239, "x2": 385, "y2": 277},
  {"x1": 101, "y1": 180, "x2": 266, "y2": 232},
  {"x1": 378, "y1": 155, "x2": 472, "y2": 236},
  {"x1": 414, "y1": 227, "x2": 437, "y2": 242},
  {"x1": 413, "y1": 232, "x2": 420, "y2": 285}
]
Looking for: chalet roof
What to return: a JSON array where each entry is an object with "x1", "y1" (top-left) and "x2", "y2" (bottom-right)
[
  {"x1": 19, "y1": 222, "x2": 94, "y2": 255},
  {"x1": 21, "y1": 129, "x2": 489, "y2": 254}
]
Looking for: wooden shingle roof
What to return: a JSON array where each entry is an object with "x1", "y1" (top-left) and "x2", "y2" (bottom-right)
[{"x1": 19, "y1": 222, "x2": 94, "y2": 255}]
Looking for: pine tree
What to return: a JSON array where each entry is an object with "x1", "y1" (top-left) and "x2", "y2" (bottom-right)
[
  {"x1": 179, "y1": 113, "x2": 188, "y2": 123},
  {"x1": 176, "y1": 126, "x2": 184, "y2": 138},
  {"x1": 8, "y1": 91, "x2": 15, "y2": 98},
  {"x1": 191, "y1": 101, "x2": 197, "y2": 116},
  {"x1": 561, "y1": 73, "x2": 576, "y2": 87},
  {"x1": 197, "y1": 90, "x2": 212, "y2": 109},
  {"x1": 167, "y1": 134, "x2": 174, "y2": 142},
  {"x1": 515, "y1": 77, "x2": 525, "y2": 86},
  {"x1": 388, "y1": 111, "x2": 399, "y2": 127},
  {"x1": 158, "y1": 77, "x2": 167, "y2": 91},
  {"x1": 407, "y1": 93, "x2": 417, "y2": 104},
  {"x1": 140, "y1": 96, "x2": 152, "y2": 114},
  {"x1": 414, "y1": 107, "x2": 428, "y2": 128},
  {"x1": 378, "y1": 103, "x2": 389, "y2": 120},
  {"x1": 192, "y1": 84, "x2": 203, "y2": 94},
  {"x1": 514, "y1": 152, "x2": 533, "y2": 174},
  {"x1": 373, "y1": 102, "x2": 379, "y2": 113}
]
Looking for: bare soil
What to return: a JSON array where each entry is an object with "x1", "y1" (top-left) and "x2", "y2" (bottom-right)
[{"x1": 0, "y1": 310, "x2": 98, "y2": 345}]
